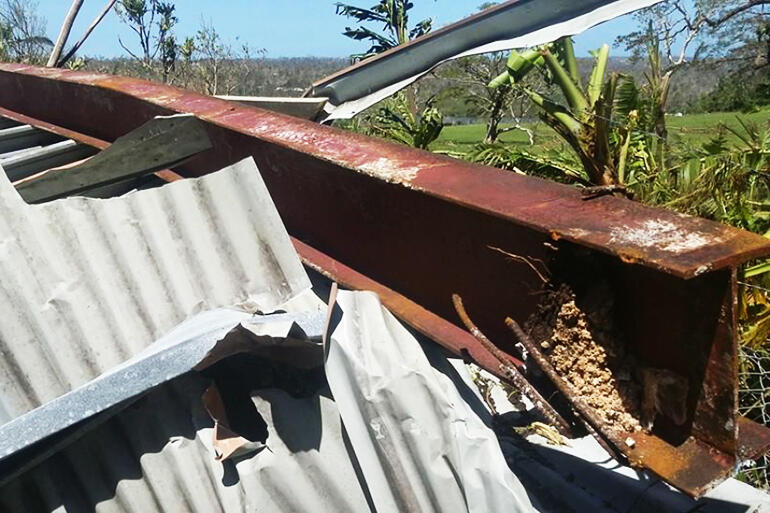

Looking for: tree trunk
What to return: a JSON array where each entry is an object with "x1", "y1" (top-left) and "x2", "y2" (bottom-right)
[
  {"x1": 47, "y1": 0, "x2": 84, "y2": 67},
  {"x1": 578, "y1": 152, "x2": 618, "y2": 186},
  {"x1": 404, "y1": 85, "x2": 419, "y2": 121},
  {"x1": 485, "y1": 119, "x2": 499, "y2": 144},
  {"x1": 57, "y1": 0, "x2": 118, "y2": 68},
  {"x1": 544, "y1": 116, "x2": 619, "y2": 186},
  {"x1": 484, "y1": 88, "x2": 508, "y2": 144},
  {"x1": 654, "y1": 72, "x2": 672, "y2": 170}
]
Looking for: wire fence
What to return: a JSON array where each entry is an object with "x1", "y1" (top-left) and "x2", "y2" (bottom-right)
[{"x1": 739, "y1": 347, "x2": 770, "y2": 490}]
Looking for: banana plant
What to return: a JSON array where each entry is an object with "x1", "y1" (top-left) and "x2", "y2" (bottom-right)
[
  {"x1": 490, "y1": 38, "x2": 644, "y2": 186},
  {"x1": 335, "y1": 1, "x2": 432, "y2": 61},
  {"x1": 367, "y1": 92, "x2": 444, "y2": 149}
]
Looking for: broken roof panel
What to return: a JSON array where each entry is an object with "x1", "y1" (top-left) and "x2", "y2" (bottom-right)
[
  {"x1": 326, "y1": 290, "x2": 534, "y2": 512},
  {"x1": 0, "y1": 373, "x2": 376, "y2": 513},
  {"x1": 1, "y1": 286, "x2": 766, "y2": 512},
  {"x1": 0, "y1": 307, "x2": 327, "y2": 473},
  {"x1": 3, "y1": 64, "x2": 770, "y2": 492},
  {"x1": 0, "y1": 287, "x2": 536, "y2": 513},
  {"x1": 309, "y1": 0, "x2": 663, "y2": 119},
  {"x1": 0, "y1": 156, "x2": 309, "y2": 423}
]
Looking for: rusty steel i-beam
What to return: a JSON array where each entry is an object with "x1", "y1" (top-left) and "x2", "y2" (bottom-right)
[{"x1": 0, "y1": 64, "x2": 769, "y2": 497}]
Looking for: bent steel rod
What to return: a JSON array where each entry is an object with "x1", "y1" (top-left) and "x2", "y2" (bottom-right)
[
  {"x1": 452, "y1": 293, "x2": 571, "y2": 435},
  {"x1": 505, "y1": 316, "x2": 628, "y2": 461}
]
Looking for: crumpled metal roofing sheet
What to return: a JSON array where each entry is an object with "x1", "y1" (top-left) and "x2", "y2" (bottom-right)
[
  {"x1": 0, "y1": 156, "x2": 310, "y2": 423},
  {"x1": 0, "y1": 123, "x2": 763, "y2": 511},
  {"x1": 327, "y1": 290, "x2": 534, "y2": 512},
  {"x1": 311, "y1": 0, "x2": 662, "y2": 119},
  {"x1": 0, "y1": 307, "x2": 326, "y2": 467},
  {"x1": 0, "y1": 374, "x2": 373, "y2": 512},
  {"x1": 0, "y1": 288, "x2": 535, "y2": 512}
]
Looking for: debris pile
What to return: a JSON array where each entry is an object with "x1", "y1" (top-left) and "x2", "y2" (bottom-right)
[{"x1": 526, "y1": 285, "x2": 642, "y2": 433}]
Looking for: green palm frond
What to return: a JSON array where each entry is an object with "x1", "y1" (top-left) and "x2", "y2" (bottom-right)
[
  {"x1": 335, "y1": 4, "x2": 389, "y2": 24},
  {"x1": 467, "y1": 143, "x2": 589, "y2": 185},
  {"x1": 336, "y1": 0, "x2": 432, "y2": 59},
  {"x1": 368, "y1": 92, "x2": 443, "y2": 149},
  {"x1": 614, "y1": 75, "x2": 641, "y2": 119}
]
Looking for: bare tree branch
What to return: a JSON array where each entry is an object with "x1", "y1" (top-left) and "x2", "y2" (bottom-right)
[
  {"x1": 118, "y1": 35, "x2": 144, "y2": 64},
  {"x1": 58, "y1": 0, "x2": 118, "y2": 67},
  {"x1": 704, "y1": 0, "x2": 770, "y2": 27},
  {"x1": 47, "y1": 0, "x2": 83, "y2": 67}
]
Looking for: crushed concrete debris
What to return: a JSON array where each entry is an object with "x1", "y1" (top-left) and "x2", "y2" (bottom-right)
[{"x1": 525, "y1": 285, "x2": 643, "y2": 434}]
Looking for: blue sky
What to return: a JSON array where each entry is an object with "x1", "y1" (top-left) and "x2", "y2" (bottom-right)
[{"x1": 36, "y1": 1, "x2": 639, "y2": 59}]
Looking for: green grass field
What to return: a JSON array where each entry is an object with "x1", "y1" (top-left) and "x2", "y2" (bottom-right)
[
  {"x1": 431, "y1": 123, "x2": 548, "y2": 153},
  {"x1": 432, "y1": 109, "x2": 770, "y2": 153},
  {"x1": 666, "y1": 110, "x2": 770, "y2": 143}
]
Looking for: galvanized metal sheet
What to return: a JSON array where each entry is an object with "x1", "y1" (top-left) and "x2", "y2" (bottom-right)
[
  {"x1": 215, "y1": 96, "x2": 329, "y2": 121},
  {"x1": 0, "y1": 283, "x2": 767, "y2": 512},
  {"x1": 0, "y1": 156, "x2": 309, "y2": 423},
  {"x1": 309, "y1": 0, "x2": 663, "y2": 119},
  {"x1": 0, "y1": 124, "x2": 60, "y2": 154},
  {"x1": 0, "y1": 372, "x2": 374, "y2": 513},
  {"x1": 1, "y1": 66, "x2": 769, "y2": 495},
  {"x1": 2, "y1": 139, "x2": 96, "y2": 182},
  {"x1": 0, "y1": 308, "x2": 326, "y2": 473},
  {"x1": 327, "y1": 290, "x2": 535, "y2": 512},
  {"x1": 0, "y1": 288, "x2": 536, "y2": 513}
]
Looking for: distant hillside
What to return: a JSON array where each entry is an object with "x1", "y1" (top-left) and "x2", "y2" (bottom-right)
[
  {"x1": 84, "y1": 55, "x2": 722, "y2": 116},
  {"x1": 85, "y1": 57, "x2": 348, "y2": 97},
  {"x1": 596, "y1": 57, "x2": 724, "y2": 113}
]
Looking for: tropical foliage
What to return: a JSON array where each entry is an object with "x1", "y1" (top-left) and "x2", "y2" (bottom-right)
[
  {"x1": 365, "y1": 92, "x2": 443, "y2": 149},
  {"x1": 0, "y1": 0, "x2": 51, "y2": 64},
  {"x1": 335, "y1": 0, "x2": 432, "y2": 61},
  {"x1": 439, "y1": 51, "x2": 536, "y2": 144},
  {"x1": 667, "y1": 119, "x2": 770, "y2": 233},
  {"x1": 335, "y1": 0, "x2": 441, "y2": 141},
  {"x1": 115, "y1": 0, "x2": 179, "y2": 81},
  {"x1": 479, "y1": 38, "x2": 658, "y2": 187}
]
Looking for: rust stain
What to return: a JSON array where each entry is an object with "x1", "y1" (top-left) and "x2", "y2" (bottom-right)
[
  {"x1": 618, "y1": 253, "x2": 640, "y2": 264},
  {"x1": 292, "y1": 238, "x2": 524, "y2": 373}
]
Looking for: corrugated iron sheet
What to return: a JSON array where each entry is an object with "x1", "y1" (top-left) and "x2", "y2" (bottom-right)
[
  {"x1": 0, "y1": 156, "x2": 310, "y2": 423},
  {"x1": 326, "y1": 290, "x2": 534, "y2": 512},
  {"x1": 0, "y1": 307, "x2": 327, "y2": 470},
  {"x1": 0, "y1": 373, "x2": 374, "y2": 512},
  {"x1": 310, "y1": 0, "x2": 663, "y2": 119},
  {"x1": 0, "y1": 288, "x2": 536, "y2": 513}
]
